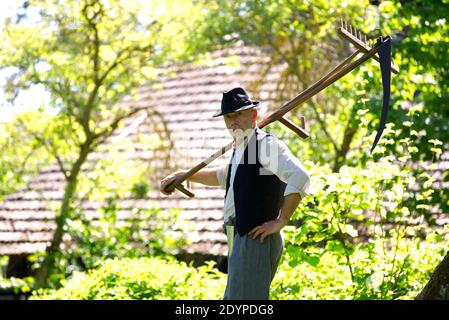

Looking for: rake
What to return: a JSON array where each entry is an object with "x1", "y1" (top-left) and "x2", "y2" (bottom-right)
[{"x1": 165, "y1": 20, "x2": 399, "y2": 198}]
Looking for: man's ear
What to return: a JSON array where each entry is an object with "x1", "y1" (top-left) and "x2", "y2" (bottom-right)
[{"x1": 252, "y1": 108, "x2": 258, "y2": 122}]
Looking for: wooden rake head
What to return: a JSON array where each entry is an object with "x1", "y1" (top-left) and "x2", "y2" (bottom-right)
[
  {"x1": 338, "y1": 19, "x2": 399, "y2": 74},
  {"x1": 340, "y1": 19, "x2": 370, "y2": 47}
]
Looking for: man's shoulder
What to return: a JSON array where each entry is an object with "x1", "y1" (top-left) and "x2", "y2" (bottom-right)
[
  {"x1": 256, "y1": 128, "x2": 281, "y2": 144},
  {"x1": 256, "y1": 128, "x2": 271, "y2": 139},
  {"x1": 256, "y1": 128, "x2": 294, "y2": 159}
]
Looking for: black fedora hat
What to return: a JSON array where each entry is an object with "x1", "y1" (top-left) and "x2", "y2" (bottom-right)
[{"x1": 213, "y1": 87, "x2": 259, "y2": 117}]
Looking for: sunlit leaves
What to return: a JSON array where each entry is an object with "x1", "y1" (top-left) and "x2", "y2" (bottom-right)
[
  {"x1": 30, "y1": 256, "x2": 226, "y2": 299},
  {"x1": 0, "y1": 0, "x2": 203, "y2": 138},
  {"x1": 271, "y1": 232, "x2": 448, "y2": 299},
  {"x1": 0, "y1": 110, "x2": 56, "y2": 199}
]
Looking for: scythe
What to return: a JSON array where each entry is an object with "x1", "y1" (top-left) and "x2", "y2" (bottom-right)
[{"x1": 164, "y1": 21, "x2": 399, "y2": 198}]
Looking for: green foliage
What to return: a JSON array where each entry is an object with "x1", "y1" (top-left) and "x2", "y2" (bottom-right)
[
  {"x1": 29, "y1": 199, "x2": 186, "y2": 288},
  {"x1": 1, "y1": 0, "x2": 202, "y2": 108},
  {"x1": 375, "y1": 1, "x2": 449, "y2": 216},
  {"x1": 0, "y1": 257, "x2": 34, "y2": 295},
  {"x1": 0, "y1": 276, "x2": 35, "y2": 296},
  {"x1": 30, "y1": 257, "x2": 226, "y2": 300},
  {"x1": 272, "y1": 233, "x2": 448, "y2": 299},
  {"x1": 271, "y1": 135, "x2": 447, "y2": 299},
  {"x1": 197, "y1": 0, "x2": 372, "y2": 55},
  {"x1": 130, "y1": 182, "x2": 150, "y2": 199},
  {"x1": 381, "y1": 0, "x2": 449, "y2": 117},
  {"x1": 0, "y1": 110, "x2": 55, "y2": 200},
  {"x1": 0, "y1": 256, "x2": 6, "y2": 275},
  {"x1": 0, "y1": 0, "x2": 202, "y2": 174}
]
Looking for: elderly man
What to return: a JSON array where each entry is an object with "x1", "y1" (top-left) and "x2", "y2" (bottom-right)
[{"x1": 160, "y1": 87, "x2": 310, "y2": 300}]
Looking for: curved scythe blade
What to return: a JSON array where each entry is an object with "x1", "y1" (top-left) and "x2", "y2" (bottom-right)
[{"x1": 370, "y1": 36, "x2": 392, "y2": 154}]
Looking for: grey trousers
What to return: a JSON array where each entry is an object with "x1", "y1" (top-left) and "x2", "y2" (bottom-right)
[{"x1": 223, "y1": 231, "x2": 284, "y2": 300}]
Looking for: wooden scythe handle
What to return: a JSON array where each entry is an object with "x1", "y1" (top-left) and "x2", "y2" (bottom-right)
[
  {"x1": 163, "y1": 144, "x2": 234, "y2": 198},
  {"x1": 174, "y1": 182, "x2": 195, "y2": 198},
  {"x1": 279, "y1": 117, "x2": 309, "y2": 139}
]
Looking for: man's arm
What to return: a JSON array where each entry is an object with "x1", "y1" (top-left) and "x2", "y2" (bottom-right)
[
  {"x1": 248, "y1": 193, "x2": 301, "y2": 243},
  {"x1": 160, "y1": 168, "x2": 220, "y2": 195},
  {"x1": 186, "y1": 168, "x2": 220, "y2": 186}
]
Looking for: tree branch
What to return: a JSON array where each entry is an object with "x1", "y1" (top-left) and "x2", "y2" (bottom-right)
[
  {"x1": 17, "y1": 141, "x2": 43, "y2": 183},
  {"x1": 24, "y1": 128, "x2": 69, "y2": 180},
  {"x1": 309, "y1": 99, "x2": 341, "y2": 153},
  {"x1": 91, "y1": 106, "x2": 150, "y2": 147},
  {"x1": 80, "y1": 0, "x2": 104, "y2": 136}
]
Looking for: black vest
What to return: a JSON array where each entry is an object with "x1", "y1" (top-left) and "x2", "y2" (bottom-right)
[{"x1": 225, "y1": 129, "x2": 286, "y2": 236}]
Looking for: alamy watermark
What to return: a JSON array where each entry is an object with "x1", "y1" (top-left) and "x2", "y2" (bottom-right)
[{"x1": 169, "y1": 127, "x2": 281, "y2": 176}]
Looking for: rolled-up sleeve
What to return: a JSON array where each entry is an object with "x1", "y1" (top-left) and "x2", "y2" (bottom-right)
[
  {"x1": 259, "y1": 135, "x2": 310, "y2": 200},
  {"x1": 215, "y1": 163, "x2": 229, "y2": 188}
]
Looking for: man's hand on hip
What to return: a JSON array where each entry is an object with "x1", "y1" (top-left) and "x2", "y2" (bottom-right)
[
  {"x1": 248, "y1": 218, "x2": 287, "y2": 243},
  {"x1": 249, "y1": 193, "x2": 301, "y2": 242}
]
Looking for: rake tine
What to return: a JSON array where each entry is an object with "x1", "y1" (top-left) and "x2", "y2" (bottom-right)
[{"x1": 338, "y1": 22, "x2": 399, "y2": 74}]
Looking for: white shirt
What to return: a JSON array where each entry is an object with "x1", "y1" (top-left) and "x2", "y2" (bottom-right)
[{"x1": 216, "y1": 127, "x2": 310, "y2": 224}]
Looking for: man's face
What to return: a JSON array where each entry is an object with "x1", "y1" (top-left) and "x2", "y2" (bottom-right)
[{"x1": 223, "y1": 108, "x2": 257, "y2": 138}]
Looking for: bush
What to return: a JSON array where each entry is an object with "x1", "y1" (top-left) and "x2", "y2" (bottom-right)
[
  {"x1": 0, "y1": 256, "x2": 34, "y2": 297},
  {"x1": 0, "y1": 277, "x2": 34, "y2": 297},
  {"x1": 269, "y1": 148, "x2": 449, "y2": 300},
  {"x1": 30, "y1": 256, "x2": 226, "y2": 300},
  {"x1": 29, "y1": 199, "x2": 187, "y2": 288},
  {"x1": 271, "y1": 233, "x2": 448, "y2": 300}
]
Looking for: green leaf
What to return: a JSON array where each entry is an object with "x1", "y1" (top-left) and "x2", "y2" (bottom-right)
[{"x1": 307, "y1": 255, "x2": 320, "y2": 267}]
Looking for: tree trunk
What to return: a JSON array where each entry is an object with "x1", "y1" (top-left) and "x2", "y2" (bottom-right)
[
  {"x1": 415, "y1": 252, "x2": 449, "y2": 300},
  {"x1": 36, "y1": 144, "x2": 91, "y2": 283},
  {"x1": 333, "y1": 127, "x2": 357, "y2": 172}
]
